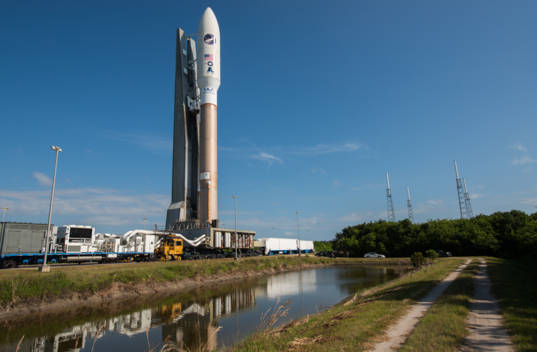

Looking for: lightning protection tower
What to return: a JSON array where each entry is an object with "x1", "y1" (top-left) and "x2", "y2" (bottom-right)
[
  {"x1": 463, "y1": 178, "x2": 474, "y2": 218},
  {"x1": 407, "y1": 186, "x2": 414, "y2": 223},
  {"x1": 386, "y1": 172, "x2": 396, "y2": 222},
  {"x1": 454, "y1": 160, "x2": 469, "y2": 219}
]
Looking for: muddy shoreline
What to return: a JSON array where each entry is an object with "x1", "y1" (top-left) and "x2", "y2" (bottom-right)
[{"x1": 0, "y1": 260, "x2": 409, "y2": 321}]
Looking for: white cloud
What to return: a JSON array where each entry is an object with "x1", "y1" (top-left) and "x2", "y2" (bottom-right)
[
  {"x1": 221, "y1": 141, "x2": 368, "y2": 160},
  {"x1": 312, "y1": 168, "x2": 326, "y2": 175},
  {"x1": 337, "y1": 211, "x2": 381, "y2": 223},
  {"x1": 33, "y1": 172, "x2": 52, "y2": 186},
  {"x1": 252, "y1": 152, "x2": 283, "y2": 165},
  {"x1": 103, "y1": 132, "x2": 172, "y2": 152},
  {"x1": 426, "y1": 199, "x2": 444, "y2": 205},
  {"x1": 283, "y1": 231, "x2": 295, "y2": 237},
  {"x1": 469, "y1": 193, "x2": 486, "y2": 199},
  {"x1": 0, "y1": 188, "x2": 169, "y2": 226},
  {"x1": 353, "y1": 184, "x2": 384, "y2": 191},
  {"x1": 510, "y1": 143, "x2": 528, "y2": 152},
  {"x1": 513, "y1": 156, "x2": 537, "y2": 165},
  {"x1": 333, "y1": 179, "x2": 342, "y2": 186},
  {"x1": 289, "y1": 142, "x2": 368, "y2": 156}
]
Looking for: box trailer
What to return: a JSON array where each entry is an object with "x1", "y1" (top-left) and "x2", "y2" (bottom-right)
[{"x1": 257, "y1": 238, "x2": 314, "y2": 256}]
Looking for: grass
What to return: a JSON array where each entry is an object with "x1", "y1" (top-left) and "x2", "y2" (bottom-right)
[
  {"x1": 228, "y1": 258, "x2": 466, "y2": 351},
  {"x1": 0, "y1": 256, "x2": 410, "y2": 307},
  {"x1": 487, "y1": 257, "x2": 537, "y2": 352},
  {"x1": 400, "y1": 259, "x2": 479, "y2": 352}
]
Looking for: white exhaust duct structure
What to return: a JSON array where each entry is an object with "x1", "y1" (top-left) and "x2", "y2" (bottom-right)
[{"x1": 121, "y1": 230, "x2": 206, "y2": 247}]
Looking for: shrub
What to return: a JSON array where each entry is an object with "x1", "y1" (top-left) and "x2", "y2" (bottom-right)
[
  {"x1": 425, "y1": 249, "x2": 438, "y2": 261},
  {"x1": 411, "y1": 252, "x2": 426, "y2": 267}
]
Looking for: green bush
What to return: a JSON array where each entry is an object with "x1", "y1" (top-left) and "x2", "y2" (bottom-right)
[
  {"x1": 411, "y1": 252, "x2": 426, "y2": 267},
  {"x1": 425, "y1": 249, "x2": 438, "y2": 261}
]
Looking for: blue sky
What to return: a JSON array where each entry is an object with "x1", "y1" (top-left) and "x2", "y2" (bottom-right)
[{"x1": 1, "y1": 0, "x2": 536, "y2": 240}]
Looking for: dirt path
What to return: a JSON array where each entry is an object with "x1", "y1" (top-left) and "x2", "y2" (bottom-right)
[
  {"x1": 371, "y1": 259, "x2": 472, "y2": 352},
  {"x1": 460, "y1": 259, "x2": 514, "y2": 352}
]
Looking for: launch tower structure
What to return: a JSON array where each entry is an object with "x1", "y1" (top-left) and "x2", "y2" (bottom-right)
[
  {"x1": 386, "y1": 173, "x2": 396, "y2": 222},
  {"x1": 406, "y1": 186, "x2": 414, "y2": 223},
  {"x1": 166, "y1": 29, "x2": 199, "y2": 230},
  {"x1": 463, "y1": 178, "x2": 474, "y2": 218}
]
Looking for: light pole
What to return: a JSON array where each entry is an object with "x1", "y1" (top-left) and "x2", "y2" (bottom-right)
[
  {"x1": 143, "y1": 218, "x2": 147, "y2": 230},
  {"x1": 272, "y1": 227, "x2": 274, "y2": 237},
  {"x1": 41, "y1": 145, "x2": 62, "y2": 272},
  {"x1": 2, "y1": 208, "x2": 7, "y2": 222},
  {"x1": 296, "y1": 212, "x2": 301, "y2": 256},
  {"x1": 233, "y1": 195, "x2": 238, "y2": 260}
]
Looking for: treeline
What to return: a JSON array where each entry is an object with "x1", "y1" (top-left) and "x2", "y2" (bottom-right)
[
  {"x1": 313, "y1": 241, "x2": 333, "y2": 252},
  {"x1": 332, "y1": 210, "x2": 537, "y2": 259}
]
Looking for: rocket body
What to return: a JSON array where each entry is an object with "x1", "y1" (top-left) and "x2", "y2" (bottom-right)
[{"x1": 197, "y1": 8, "x2": 220, "y2": 226}]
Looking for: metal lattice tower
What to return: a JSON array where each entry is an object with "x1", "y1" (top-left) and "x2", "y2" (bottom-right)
[
  {"x1": 407, "y1": 186, "x2": 414, "y2": 223},
  {"x1": 454, "y1": 160, "x2": 469, "y2": 219},
  {"x1": 386, "y1": 172, "x2": 396, "y2": 222},
  {"x1": 463, "y1": 178, "x2": 474, "y2": 218}
]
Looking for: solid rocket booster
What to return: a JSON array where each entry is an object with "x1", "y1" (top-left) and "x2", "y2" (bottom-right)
[{"x1": 197, "y1": 8, "x2": 221, "y2": 226}]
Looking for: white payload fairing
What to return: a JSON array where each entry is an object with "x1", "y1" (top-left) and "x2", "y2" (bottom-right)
[{"x1": 197, "y1": 8, "x2": 221, "y2": 226}]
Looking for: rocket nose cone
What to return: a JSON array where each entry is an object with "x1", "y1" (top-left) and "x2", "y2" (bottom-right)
[{"x1": 200, "y1": 7, "x2": 218, "y2": 25}]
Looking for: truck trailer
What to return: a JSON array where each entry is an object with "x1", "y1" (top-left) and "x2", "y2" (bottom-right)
[{"x1": 255, "y1": 238, "x2": 314, "y2": 256}]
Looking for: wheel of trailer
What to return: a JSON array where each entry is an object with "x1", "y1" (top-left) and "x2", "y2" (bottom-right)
[
  {"x1": 175, "y1": 255, "x2": 181, "y2": 261},
  {"x1": 3, "y1": 260, "x2": 17, "y2": 269}
]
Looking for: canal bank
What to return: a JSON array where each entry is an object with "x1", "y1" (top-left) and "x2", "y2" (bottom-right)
[
  {"x1": 0, "y1": 256, "x2": 410, "y2": 320},
  {"x1": 1, "y1": 262, "x2": 404, "y2": 351}
]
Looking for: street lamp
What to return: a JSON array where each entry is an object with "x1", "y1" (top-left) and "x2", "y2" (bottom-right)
[
  {"x1": 233, "y1": 195, "x2": 238, "y2": 260},
  {"x1": 272, "y1": 227, "x2": 274, "y2": 237},
  {"x1": 2, "y1": 208, "x2": 7, "y2": 222},
  {"x1": 41, "y1": 145, "x2": 62, "y2": 272},
  {"x1": 143, "y1": 218, "x2": 147, "y2": 230},
  {"x1": 296, "y1": 212, "x2": 301, "y2": 257}
]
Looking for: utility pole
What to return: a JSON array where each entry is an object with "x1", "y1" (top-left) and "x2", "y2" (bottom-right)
[
  {"x1": 296, "y1": 212, "x2": 301, "y2": 256},
  {"x1": 41, "y1": 146, "x2": 62, "y2": 273},
  {"x1": 233, "y1": 195, "x2": 238, "y2": 260}
]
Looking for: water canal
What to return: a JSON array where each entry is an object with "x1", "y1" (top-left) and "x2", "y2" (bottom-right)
[{"x1": 0, "y1": 265, "x2": 400, "y2": 352}]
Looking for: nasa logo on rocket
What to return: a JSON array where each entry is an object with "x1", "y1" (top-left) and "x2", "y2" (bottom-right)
[{"x1": 204, "y1": 34, "x2": 216, "y2": 45}]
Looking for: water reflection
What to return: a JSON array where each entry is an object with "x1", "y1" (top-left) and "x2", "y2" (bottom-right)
[{"x1": 1, "y1": 266, "x2": 398, "y2": 352}]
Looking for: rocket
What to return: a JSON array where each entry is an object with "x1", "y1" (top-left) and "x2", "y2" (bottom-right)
[{"x1": 197, "y1": 8, "x2": 221, "y2": 226}]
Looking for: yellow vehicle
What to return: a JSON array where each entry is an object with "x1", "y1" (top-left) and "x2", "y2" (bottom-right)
[
  {"x1": 155, "y1": 237, "x2": 183, "y2": 261},
  {"x1": 159, "y1": 303, "x2": 182, "y2": 323}
]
